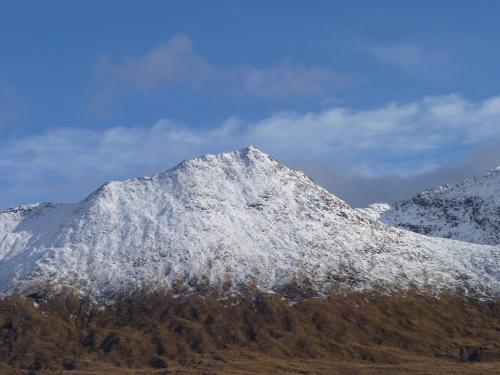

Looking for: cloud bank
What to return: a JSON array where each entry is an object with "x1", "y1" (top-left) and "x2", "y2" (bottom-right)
[
  {"x1": 2, "y1": 94, "x2": 500, "y2": 208},
  {"x1": 295, "y1": 144, "x2": 500, "y2": 207}
]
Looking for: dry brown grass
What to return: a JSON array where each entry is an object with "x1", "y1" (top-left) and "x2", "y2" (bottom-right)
[{"x1": 0, "y1": 286, "x2": 499, "y2": 374}]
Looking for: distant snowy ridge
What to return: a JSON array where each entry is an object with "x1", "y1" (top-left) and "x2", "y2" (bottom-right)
[
  {"x1": 0, "y1": 147, "x2": 499, "y2": 298},
  {"x1": 361, "y1": 167, "x2": 500, "y2": 245}
]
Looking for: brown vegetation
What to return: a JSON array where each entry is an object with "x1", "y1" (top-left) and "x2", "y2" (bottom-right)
[{"x1": 0, "y1": 286, "x2": 499, "y2": 374}]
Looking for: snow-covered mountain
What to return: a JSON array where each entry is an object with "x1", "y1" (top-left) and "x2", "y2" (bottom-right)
[
  {"x1": 0, "y1": 147, "x2": 499, "y2": 297},
  {"x1": 361, "y1": 167, "x2": 500, "y2": 245}
]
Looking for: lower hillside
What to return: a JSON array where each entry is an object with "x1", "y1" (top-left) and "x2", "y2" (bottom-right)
[{"x1": 0, "y1": 286, "x2": 499, "y2": 374}]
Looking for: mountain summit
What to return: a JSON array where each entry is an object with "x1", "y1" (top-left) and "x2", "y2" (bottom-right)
[
  {"x1": 362, "y1": 167, "x2": 500, "y2": 245},
  {"x1": 0, "y1": 148, "x2": 498, "y2": 297}
]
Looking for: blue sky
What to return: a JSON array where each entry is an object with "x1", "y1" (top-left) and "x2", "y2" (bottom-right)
[{"x1": 1, "y1": 1, "x2": 500, "y2": 208}]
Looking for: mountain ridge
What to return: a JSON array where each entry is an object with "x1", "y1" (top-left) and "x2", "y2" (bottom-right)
[
  {"x1": 0, "y1": 147, "x2": 498, "y2": 298},
  {"x1": 361, "y1": 166, "x2": 500, "y2": 245}
]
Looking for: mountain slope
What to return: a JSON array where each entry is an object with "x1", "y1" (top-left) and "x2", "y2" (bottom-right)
[
  {"x1": 361, "y1": 167, "x2": 500, "y2": 245},
  {"x1": 0, "y1": 147, "x2": 499, "y2": 297}
]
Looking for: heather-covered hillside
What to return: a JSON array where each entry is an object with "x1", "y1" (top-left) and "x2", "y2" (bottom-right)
[{"x1": 0, "y1": 287, "x2": 499, "y2": 374}]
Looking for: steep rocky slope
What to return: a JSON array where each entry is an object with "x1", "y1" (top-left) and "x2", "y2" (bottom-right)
[{"x1": 362, "y1": 167, "x2": 500, "y2": 245}]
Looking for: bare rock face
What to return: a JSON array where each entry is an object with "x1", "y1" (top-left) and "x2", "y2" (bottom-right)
[
  {"x1": 362, "y1": 167, "x2": 500, "y2": 245},
  {"x1": 0, "y1": 147, "x2": 499, "y2": 298}
]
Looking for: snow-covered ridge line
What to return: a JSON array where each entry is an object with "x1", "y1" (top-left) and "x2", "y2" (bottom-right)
[
  {"x1": 362, "y1": 166, "x2": 500, "y2": 245},
  {"x1": 0, "y1": 147, "x2": 499, "y2": 298}
]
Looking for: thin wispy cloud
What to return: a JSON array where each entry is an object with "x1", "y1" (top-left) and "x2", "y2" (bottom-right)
[
  {"x1": 90, "y1": 34, "x2": 352, "y2": 114},
  {"x1": 365, "y1": 42, "x2": 448, "y2": 77},
  {"x1": 2, "y1": 94, "x2": 500, "y2": 208},
  {"x1": 0, "y1": 81, "x2": 24, "y2": 127}
]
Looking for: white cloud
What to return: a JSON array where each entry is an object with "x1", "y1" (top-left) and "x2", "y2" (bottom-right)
[
  {"x1": 2, "y1": 94, "x2": 500, "y2": 208},
  {"x1": 90, "y1": 34, "x2": 351, "y2": 114}
]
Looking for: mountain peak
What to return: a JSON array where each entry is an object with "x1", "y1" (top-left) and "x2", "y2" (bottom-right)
[
  {"x1": 237, "y1": 145, "x2": 263, "y2": 154},
  {"x1": 0, "y1": 148, "x2": 498, "y2": 298},
  {"x1": 202, "y1": 146, "x2": 272, "y2": 163},
  {"x1": 165, "y1": 146, "x2": 274, "y2": 174}
]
